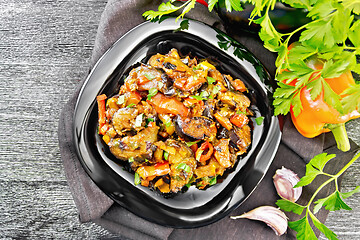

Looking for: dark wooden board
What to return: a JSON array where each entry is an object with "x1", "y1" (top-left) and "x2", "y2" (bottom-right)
[{"x1": 0, "y1": 0, "x2": 359, "y2": 239}]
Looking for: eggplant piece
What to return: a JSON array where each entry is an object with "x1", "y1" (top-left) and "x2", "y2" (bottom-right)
[
  {"x1": 112, "y1": 108, "x2": 139, "y2": 135},
  {"x1": 214, "y1": 139, "x2": 232, "y2": 168},
  {"x1": 218, "y1": 91, "x2": 251, "y2": 112},
  {"x1": 109, "y1": 125, "x2": 159, "y2": 161},
  {"x1": 228, "y1": 125, "x2": 251, "y2": 155},
  {"x1": 174, "y1": 115, "x2": 217, "y2": 142},
  {"x1": 223, "y1": 75, "x2": 234, "y2": 91},
  {"x1": 148, "y1": 52, "x2": 206, "y2": 92},
  {"x1": 202, "y1": 99, "x2": 216, "y2": 119}
]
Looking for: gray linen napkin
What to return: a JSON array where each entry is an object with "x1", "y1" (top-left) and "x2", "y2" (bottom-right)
[{"x1": 58, "y1": 0, "x2": 359, "y2": 239}]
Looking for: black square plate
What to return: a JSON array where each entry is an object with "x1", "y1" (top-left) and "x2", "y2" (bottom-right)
[{"x1": 73, "y1": 18, "x2": 281, "y2": 228}]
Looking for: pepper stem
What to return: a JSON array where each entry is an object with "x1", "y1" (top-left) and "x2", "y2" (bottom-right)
[{"x1": 328, "y1": 123, "x2": 350, "y2": 152}]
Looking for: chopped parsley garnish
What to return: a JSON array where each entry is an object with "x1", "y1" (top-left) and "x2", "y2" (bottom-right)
[
  {"x1": 212, "y1": 85, "x2": 221, "y2": 95},
  {"x1": 128, "y1": 157, "x2": 134, "y2": 163},
  {"x1": 164, "y1": 118, "x2": 172, "y2": 128},
  {"x1": 207, "y1": 76, "x2": 216, "y2": 85},
  {"x1": 195, "y1": 149, "x2": 204, "y2": 161},
  {"x1": 192, "y1": 90, "x2": 209, "y2": 101},
  {"x1": 185, "y1": 140, "x2": 199, "y2": 147},
  {"x1": 255, "y1": 116, "x2": 265, "y2": 125},
  {"x1": 164, "y1": 151, "x2": 169, "y2": 160},
  {"x1": 147, "y1": 88, "x2": 158, "y2": 100},
  {"x1": 134, "y1": 172, "x2": 141, "y2": 185},
  {"x1": 209, "y1": 176, "x2": 217, "y2": 186},
  {"x1": 176, "y1": 163, "x2": 191, "y2": 173},
  {"x1": 236, "y1": 110, "x2": 247, "y2": 115},
  {"x1": 126, "y1": 103, "x2": 136, "y2": 108},
  {"x1": 144, "y1": 72, "x2": 155, "y2": 80}
]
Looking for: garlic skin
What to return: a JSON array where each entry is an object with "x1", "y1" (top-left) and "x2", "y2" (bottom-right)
[
  {"x1": 273, "y1": 166, "x2": 302, "y2": 202},
  {"x1": 231, "y1": 206, "x2": 288, "y2": 236}
]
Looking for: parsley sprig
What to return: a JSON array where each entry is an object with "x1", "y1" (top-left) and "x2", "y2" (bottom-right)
[
  {"x1": 276, "y1": 152, "x2": 360, "y2": 240},
  {"x1": 143, "y1": 0, "x2": 360, "y2": 117}
]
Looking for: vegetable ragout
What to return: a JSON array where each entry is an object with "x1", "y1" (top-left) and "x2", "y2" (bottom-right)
[{"x1": 97, "y1": 48, "x2": 252, "y2": 194}]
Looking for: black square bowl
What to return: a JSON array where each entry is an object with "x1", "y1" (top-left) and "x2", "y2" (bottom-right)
[{"x1": 73, "y1": 18, "x2": 281, "y2": 228}]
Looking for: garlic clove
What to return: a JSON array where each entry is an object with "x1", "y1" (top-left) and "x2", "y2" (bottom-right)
[
  {"x1": 231, "y1": 206, "x2": 288, "y2": 236},
  {"x1": 273, "y1": 166, "x2": 302, "y2": 202}
]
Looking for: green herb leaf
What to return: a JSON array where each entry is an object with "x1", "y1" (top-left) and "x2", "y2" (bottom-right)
[
  {"x1": 126, "y1": 103, "x2": 136, "y2": 108},
  {"x1": 196, "y1": 149, "x2": 204, "y2": 161},
  {"x1": 207, "y1": 76, "x2": 216, "y2": 84},
  {"x1": 300, "y1": 20, "x2": 335, "y2": 48},
  {"x1": 212, "y1": 85, "x2": 221, "y2": 95},
  {"x1": 349, "y1": 20, "x2": 360, "y2": 47},
  {"x1": 191, "y1": 90, "x2": 209, "y2": 100},
  {"x1": 288, "y1": 216, "x2": 317, "y2": 240},
  {"x1": 178, "y1": 0, "x2": 196, "y2": 20},
  {"x1": 343, "y1": 0, "x2": 360, "y2": 14},
  {"x1": 236, "y1": 110, "x2": 247, "y2": 115},
  {"x1": 117, "y1": 95, "x2": 125, "y2": 105},
  {"x1": 309, "y1": 153, "x2": 336, "y2": 172},
  {"x1": 164, "y1": 118, "x2": 172, "y2": 128},
  {"x1": 322, "y1": 79, "x2": 343, "y2": 114},
  {"x1": 175, "y1": 19, "x2": 189, "y2": 32},
  {"x1": 307, "y1": 75, "x2": 322, "y2": 100},
  {"x1": 309, "y1": 211, "x2": 338, "y2": 240},
  {"x1": 176, "y1": 162, "x2": 191, "y2": 173},
  {"x1": 147, "y1": 117, "x2": 155, "y2": 123},
  {"x1": 340, "y1": 186, "x2": 360, "y2": 199},
  {"x1": 295, "y1": 164, "x2": 321, "y2": 188},
  {"x1": 147, "y1": 88, "x2": 158, "y2": 100},
  {"x1": 255, "y1": 116, "x2": 264, "y2": 125},
  {"x1": 209, "y1": 175, "x2": 217, "y2": 186},
  {"x1": 341, "y1": 84, "x2": 360, "y2": 114},
  {"x1": 297, "y1": 153, "x2": 336, "y2": 186},
  {"x1": 164, "y1": 151, "x2": 169, "y2": 160},
  {"x1": 276, "y1": 199, "x2": 306, "y2": 215},
  {"x1": 143, "y1": 0, "x2": 192, "y2": 21},
  {"x1": 307, "y1": 0, "x2": 335, "y2": 20},
  {"x1": 128, "y1": 157, "x2": 134, "y2": 163},
  {"x1": 134, "y1": 172, "x2": 141, "y2": 185},
  {"x1": 191, "y1": 95, "x2": 203, "y2": 100},
  {"x1": 314, "y1": 191, "x2": 352, "y2": 213},
  {"x1": 185, "y1": 140, "x2": 199, "y2": 147},
  {"x1": 208, "y1": 0, "x2": 218, "y2": 12}
]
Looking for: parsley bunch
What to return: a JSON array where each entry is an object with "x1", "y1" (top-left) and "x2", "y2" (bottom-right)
[
  {"x1": 276, "y1": 152, "x2": 360, "y2": 240},
  {"x1": 143, "y1": 0, "x2": 360, "y2": 117}
]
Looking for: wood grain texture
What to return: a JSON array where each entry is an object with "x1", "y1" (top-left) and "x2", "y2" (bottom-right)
[{"x1": 0, "y1": 0, "x2": 359, "y2": 239}]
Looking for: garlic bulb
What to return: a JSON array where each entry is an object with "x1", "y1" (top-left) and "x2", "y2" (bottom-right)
[
  {"x1": 231, "y1": 206, "x2": 288, "y2": 236},
  {"x1": 273, "y1": 166, "x2": 302, "y2": 202}
]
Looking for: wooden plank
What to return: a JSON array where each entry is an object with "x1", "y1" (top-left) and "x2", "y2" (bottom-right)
[{"x1": 0, "y1": 0, "x2": 359, "y2": 239}]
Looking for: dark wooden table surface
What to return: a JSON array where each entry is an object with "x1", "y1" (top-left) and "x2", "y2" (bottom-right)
[{"x1": 1, "y1": 0, "x2": 359, "y2": 239}]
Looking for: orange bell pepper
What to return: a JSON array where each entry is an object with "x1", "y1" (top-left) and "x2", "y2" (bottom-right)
[
  {"x1": 285, "y1": 60, "x2": 359, "y2": 152},
  {"x1": 148, "y1": 92, "x2": 189, "y2": 117},
  {"x1": 136, "y1": 162, "x2": 171, "y2": 179}
]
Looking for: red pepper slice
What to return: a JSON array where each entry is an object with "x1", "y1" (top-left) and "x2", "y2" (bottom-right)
[
  {"x1": 195, "y1": 141, "x2": 214, "y2": 162},
  {"x1": 230, "y1": 113, "x2": 249, "y2": 128},
  {"x1": 96, "y1": 94, "x2": 107, "y2": 134}
]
